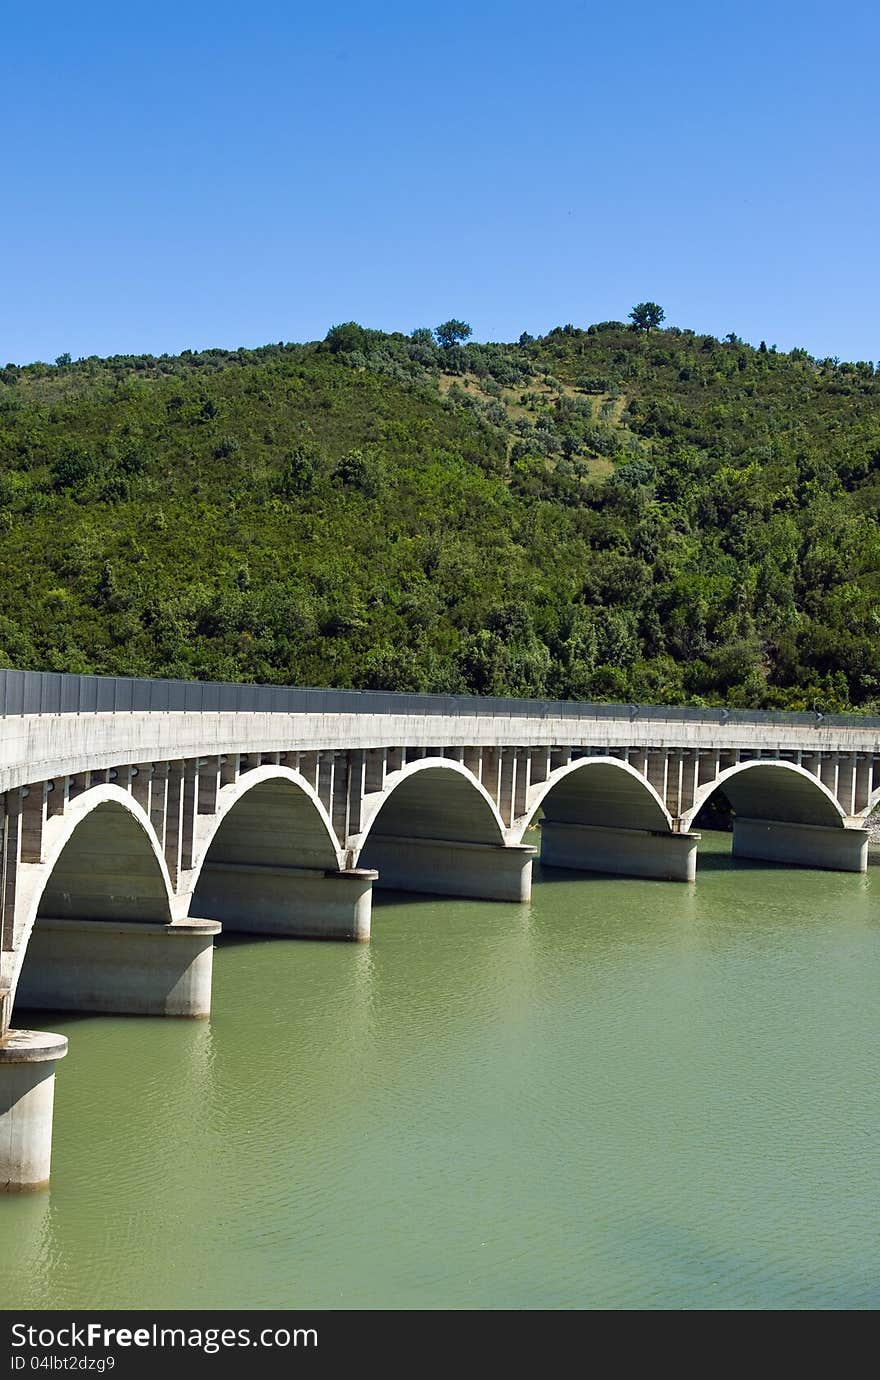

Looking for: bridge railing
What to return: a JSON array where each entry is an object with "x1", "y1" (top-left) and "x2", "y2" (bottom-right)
[{"x1": 0, "y1": 667, "x2": 878, "y2": 730}]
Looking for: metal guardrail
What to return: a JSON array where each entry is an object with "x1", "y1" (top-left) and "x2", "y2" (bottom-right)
[{"x1": 0, "y1": 667, "x2": 878, "y2": 730}]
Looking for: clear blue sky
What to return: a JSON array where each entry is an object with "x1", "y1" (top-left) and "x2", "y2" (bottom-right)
[{"x1": 3, "y1": 0, "x2": 878, "y2": 364}]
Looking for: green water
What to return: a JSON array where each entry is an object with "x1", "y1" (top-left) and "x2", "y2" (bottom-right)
[{"x1": 1, "y1": 833, "x2": 878, "y2": 1311}]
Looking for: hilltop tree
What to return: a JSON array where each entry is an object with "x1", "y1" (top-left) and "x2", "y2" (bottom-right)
[
  {"x1": 435, "y1": 320, "x2": 472, "y2": 349},
  {"x1": 324, "y1": 322, "x2": 369, "y2": 354},
  {"x1": 629, "y1": 302, "x2": 665, "y2": 334}
]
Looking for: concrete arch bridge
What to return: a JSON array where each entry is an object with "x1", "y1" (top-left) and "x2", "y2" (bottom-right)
[{"x1": 0, "y1": 669, "x2": 877, "y2": 1187}]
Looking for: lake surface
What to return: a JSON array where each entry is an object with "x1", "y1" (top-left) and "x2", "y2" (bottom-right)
[{"x1": 2, "y1": 832, "x2": 878, "y2": 1310}]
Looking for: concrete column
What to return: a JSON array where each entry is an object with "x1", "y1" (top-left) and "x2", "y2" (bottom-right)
[
  {"x1": 317, "y1": 754, "x2": 334, "y2": 815},
  {"x1": 115, "y1": 765, "x2": 134, "y2": 794},
  {"x1": 647, "y1": 751, "x2": 667, "y2": 804},
  {"x1": 2, "y1": 795, "x2": 22, "y2": 956},
  {"x1": 14, "y1": 918, "x2": 221, "y2": 1017},
  {"x1": 698, "y1": 750, "x2": 720, "y2": 786},
  {"x1": 67, "y1": 772, "x2": 90, "y2": 802},
  {"x1": 363, "y1": 836, "x2": 535, "y2": 903},
  {"x1": 47, "y1": 777, "x2": 69, "y2": 820},
  {"x1": 0, "y1": 802, "x2": 8, "y2": 965},
  {"x1": 628, "y1": 748, "x2": 650, "y2": 780},
  {"x1": 514, "y1": 750, "x2": 531, "y2": 818},
  {"x1": 836, "y1": 754, "x2": 857, "y2": 815},
  {"x1": 21, "y1": 783, "x2": 48, "y2": 864},
  {"x1": 482, "y1": 748, "x2": 501, "y2": 802},
  {"x1": 331, "y1": 753, "x2": 350, "y2": 840},
  {"x1": 732, "y1": 818, "x2": 868, "y2": 873},
  {"x1": 0, "y1": 1029, "x2": 68, "y2": 1192},
  {"x1": 181, "y1": 761, "x2": 199, "y2": 871},
  {"x1": 463, "y1": 747, "x2": 482, "y2": 780},
  {"x1": 540, "y1": 820, "x2": 698, "y2": 882},
  {"x1": 499, "y1": 750, "x2": 517, "y2": 826},
  {"x1": 298, "y1": 752, "x2": 319, "y2": 791},
  {"x1": 664, "y1": 751, "x2": 683, "y2": 814},
  {"x1": 197, "y1": 758, "x2": 221, "y2": 817},
  {"x1": 131, "y1": 764, "x2": 152, "y2": 814},
  {"x1": 679, "y1": 751, "x2": 698, "y2": 813},
  {"x1": 346, "y1": 751, "x2": 366, "y2": 836},
  {"x1": 220, "y1": 753, "x2": 240, "y2": 788},
  {"x1": 529, "y1": 747, "x2": 550, "y2": 785},
  {"x1": 193, "y1": 864, "x2": 376, "y2": 941},
  {"x1": 364, "y1": 749, "x2": 386, "y2": 794},
  {"x1": 164, "y1": 763, "x2": 185, "y2": 884},
  {"x1": 150, "y1": 763, "x2": 169, "y2": 850}
]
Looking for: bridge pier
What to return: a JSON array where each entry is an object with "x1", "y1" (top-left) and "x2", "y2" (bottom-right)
[
  {"x1": 0, "y1": 1029, "x2": 67, "y2": 1191},
  {"x1": 14, "y1": 918, "x2": 220, "y2": 1017},
  {"x1": 192, "y1": 864, "x2": 376, "y2": 941},
  {"x1": 732, "y1": 818, "x2": 869, "y2": 873},
  {"x1": 539, "y1": 821, "x2": 699, "y2": 882},
  {"x1": 361, "y1": 837, "x2": 536, "y2": 902}
]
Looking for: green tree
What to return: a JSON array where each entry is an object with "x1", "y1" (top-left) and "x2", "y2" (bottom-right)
[
  {"x1": 629, "y1": 302, "x2": 665, "y2": 333},
  {"x1": 277, "y1": 444, "x2": 318, "y2": 497},
  {"x1": 51, "y1": 445, "x2": 100, "y2": 493},
  {"x1": 435, "y1": 320, "x2": 472, "y2": 349},
  {"x1": 324, "y1": 322, "x2": 369, "y2": 354},
  {"x1": 331, "y1": 448, "x2": 384, "y2": 497}
]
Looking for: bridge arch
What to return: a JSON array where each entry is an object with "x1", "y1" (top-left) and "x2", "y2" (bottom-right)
[
  {"x1": 10, "y1": 785, "x2": 174, "y2": 1010},
  {"x1": 511, "y1": 755, "x2": 673, "y2": 843},
  {"x1": 187, "y1": 766, "x2": 348, "y2": 933},
  {"x1": 189, "y1": 765, "x2": 344, "y2": 891},
  {"x1": 353, "y1": 758, "x2": 525, "y2": 902},
  {"x1": 680, "y1": 759, "x2": 847, "y2": 833},
  {"x1": 354, "y1": 757, "x2": 506, "y2": 861}
]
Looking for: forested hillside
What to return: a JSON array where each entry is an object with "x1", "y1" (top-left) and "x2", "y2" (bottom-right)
[{"x1": 1, "y1": 315, "x2": 878, "y2": 710}]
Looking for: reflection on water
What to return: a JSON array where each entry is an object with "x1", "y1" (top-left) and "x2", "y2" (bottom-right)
[{"x1": 1, "y1": 833, "x2": 878, "y2": 1310}]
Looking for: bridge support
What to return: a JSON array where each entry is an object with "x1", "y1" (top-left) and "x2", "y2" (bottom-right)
[
  {"x1": 15, "y1": 918, "x2": 220, "y2": 1017},
  {"x1": 732, "y1": 818, "x2": 869, "y2": 873},
  {"x1": 540, "y1": 821, "x2": 699, "y2": 882},
  {"x1": 0, "y1": 1029, "x2": 67, "y2": 1191},
  {"x1": 362, "y1": 837, "x2": 536, "y2": 902},
  {"x1": 193, "y1": 865, "x2": 376, "y2": 941}
]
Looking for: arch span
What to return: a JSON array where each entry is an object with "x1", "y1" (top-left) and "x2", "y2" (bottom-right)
[
  {"x1": 512, "y1": 756, "x2": 673, "y2": 843},
  {"x1": 187, "y1": 767, "x2": 365, "y2": 938},
  {"x1": 189, "y1": 765, "x2": 344, "y2": 890},
  {"x1": 356, "y1": 758, "x2": 506, "y2": 855},
  {"x1": 354, "y1": 759, "x2": 528, "y2": 902},
  {"x1": 681, "y1": 760, "x2": 847, "y2": 833},
  {"x1": 10, "y1": 785, "x2": 174, "y2": 1010},
  {"x1": 517, "y1": 756, "x2": 694, "y2": 881}
]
